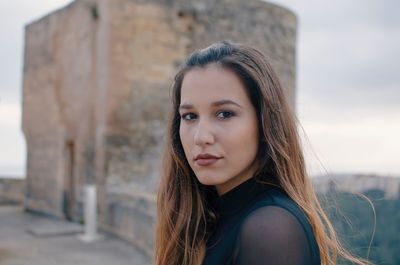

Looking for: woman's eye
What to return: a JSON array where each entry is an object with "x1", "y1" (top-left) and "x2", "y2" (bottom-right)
[
  {"x1": 217, "y1": 111, "x2": 234, "y2": 119},
  {"x1": 180, "y1": 111, "x2": 234, "y2": 121},
  {"x1": 181, "y1": 113, "x2": 197, "y2": 121}
]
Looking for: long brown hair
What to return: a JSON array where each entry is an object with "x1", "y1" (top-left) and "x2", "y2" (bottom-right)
[{"x1": 154, "y1": 41, "x2": 372, "y2": 265}]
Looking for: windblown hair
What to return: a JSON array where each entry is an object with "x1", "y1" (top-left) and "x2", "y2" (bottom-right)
[{"x1": 154, "y1": 41, "x2": 371, "y2": 265}]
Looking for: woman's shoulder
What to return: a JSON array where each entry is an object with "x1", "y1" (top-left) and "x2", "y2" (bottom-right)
[
  {"x1": 248, "y1": 185, "x2": 310, "y2": 228},
  {"x1": 232, "y1": 187, "x2": 321, "y2": 265}
]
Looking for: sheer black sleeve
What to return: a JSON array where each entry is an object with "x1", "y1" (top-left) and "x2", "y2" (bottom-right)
[{"x1": 234, "y1": 206, "x2": 312, "y2": 265}]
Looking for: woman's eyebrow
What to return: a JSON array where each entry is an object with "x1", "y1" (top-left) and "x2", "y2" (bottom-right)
[{"x1": 179, "y1": 99, "x2": 243, "y2": 111}]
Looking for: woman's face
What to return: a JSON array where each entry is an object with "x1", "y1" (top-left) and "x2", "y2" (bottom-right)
[{"x1": 179, "y1": 64, "x2": 259, "y2": 196}]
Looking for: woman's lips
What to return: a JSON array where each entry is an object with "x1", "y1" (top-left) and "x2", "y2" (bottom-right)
[{"x1": 195, "y1": 158, "x2": 221, "y2": 166}]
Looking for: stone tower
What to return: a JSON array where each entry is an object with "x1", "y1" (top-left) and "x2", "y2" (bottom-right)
[{"x1": 22, "y1": 0, "x2": 296, "y2": 259}]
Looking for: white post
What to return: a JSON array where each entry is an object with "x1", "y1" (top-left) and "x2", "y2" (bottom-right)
[{"x1": 79, "y1": 184, "x2": 101, "y2": 242}]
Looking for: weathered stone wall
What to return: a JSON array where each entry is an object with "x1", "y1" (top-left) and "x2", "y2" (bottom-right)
[
  {"x1": 101, "y1": 0, "x2": 297, "y2": 192},
  {"x1": 0, "y1": 179, "x2": 25, "y2": 205},
  {"x1": 96, "y1": 1, "x2": 187, "y2": 256},
  {"x1": 103, "y1": 0, "x2": 184, "y2": 193},
  {"x1": 98, "y1": 1, "x2": 296, "y2": 257},
  {"x1": 23, "y1": 0, "x2": 297, "y2": 260},
  {"x1": 22, "y1": 0, "x2": 102, "y2": 218}
]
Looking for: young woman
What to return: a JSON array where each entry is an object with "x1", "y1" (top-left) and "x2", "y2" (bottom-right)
[{"x1": 154, "y1": 41, "x2": 371, "y2": 265}]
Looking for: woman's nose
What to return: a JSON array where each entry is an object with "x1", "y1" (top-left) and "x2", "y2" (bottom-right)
[{"x1": 194, "y1": 119, "x2": 215, "y2": 146}]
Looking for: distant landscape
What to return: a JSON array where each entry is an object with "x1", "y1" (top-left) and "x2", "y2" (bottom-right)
[{"x1": 319, "y1": 189, "x2": 400, "y2": 265}]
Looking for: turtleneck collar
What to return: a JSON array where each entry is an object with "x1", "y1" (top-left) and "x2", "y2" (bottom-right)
[{"x1": 215, "y1": 177, "x2": 270, "y2": 218}]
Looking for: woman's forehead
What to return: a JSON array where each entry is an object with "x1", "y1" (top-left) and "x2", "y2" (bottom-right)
[{"x1": 180, "y1": 65, "x2": 250, "y2": 107}]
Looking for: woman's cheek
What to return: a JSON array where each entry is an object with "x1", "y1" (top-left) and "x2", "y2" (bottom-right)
[{"x1": 179, "y1": 127, "x2": 191, "y2": 161}]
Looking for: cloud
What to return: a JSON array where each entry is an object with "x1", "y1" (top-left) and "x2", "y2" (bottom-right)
[
  {"x1": 0, "y1": 102, "x2": 21, "y2": 126},
  {"x1": 268, "y1": 0, "x2": 400, "y2": 176},
  {"x1": 0, "y1": 102, "x2": 25, "y2": 177},
  {"x1": 301, "y1": 113, "x2": 400, "y2": 176},
  {"x1": 278, "y1": 0, "x2": 400, "y2": 127}
]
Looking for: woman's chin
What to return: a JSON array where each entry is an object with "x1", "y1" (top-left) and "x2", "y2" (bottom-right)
[{"x1": 196, "y1": 174, "x2": 224, "y2": 186}]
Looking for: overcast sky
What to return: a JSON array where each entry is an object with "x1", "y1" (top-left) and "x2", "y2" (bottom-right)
[{"x1": 0, "y1": 0, "x2": 399, "y2": 178}]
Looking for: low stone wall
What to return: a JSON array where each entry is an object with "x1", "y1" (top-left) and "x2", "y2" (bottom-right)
[
  {"x1": 100, "y1": 185, "x2": 156, "y2": 259},
  {"x1": 0, "y1": 178, "x2": 25, "y2": 205}
]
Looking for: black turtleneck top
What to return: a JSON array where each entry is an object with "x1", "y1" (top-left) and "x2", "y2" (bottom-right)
[{"x1": 202, "y1": 177, "x2": 321, "y2": 265}]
